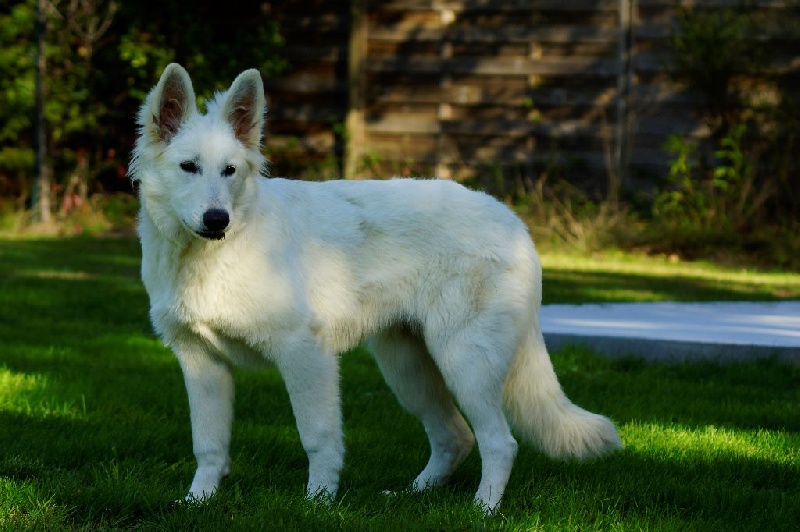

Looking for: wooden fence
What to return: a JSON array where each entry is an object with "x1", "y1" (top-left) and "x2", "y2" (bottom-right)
[{"x1": 264, "y1": 0, "x2": 799, "y2": 194}]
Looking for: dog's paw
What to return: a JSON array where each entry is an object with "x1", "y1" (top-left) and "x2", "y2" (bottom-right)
[
  {"x1": 305, "y1": 486, "x2": 336, "y2": 505},
  {"x1": 380, "y1": 485, "x2": 417, "y2": 497},
  {"x1": 175, "y1": 491, "x2": 214, "y2": 506}
]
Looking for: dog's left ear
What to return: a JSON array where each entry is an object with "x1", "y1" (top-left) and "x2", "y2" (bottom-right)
[{"x1": 223, "y1": 69, "x2": 266, "y2": 149}]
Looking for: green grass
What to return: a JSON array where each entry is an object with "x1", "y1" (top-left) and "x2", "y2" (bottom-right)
[{"x1": 0, "y1": 237, "x2": 798, "y2": 530}]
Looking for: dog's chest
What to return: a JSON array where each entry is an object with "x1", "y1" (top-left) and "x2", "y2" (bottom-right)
[
  {"x1": 177, "y1": 265, "x2": 256, "y2": 325},
  {"x1": 156, "y1": 244, "x2": 298, "y2": 340}
]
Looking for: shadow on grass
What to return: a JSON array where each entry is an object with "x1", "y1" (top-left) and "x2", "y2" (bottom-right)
[
  {"x1": 505, "y1": 443, "x2": 799, "y2": 530},
  {"x1": 0, "y1": 236, "x2": 141, "y2": 274},
  {"x1": 553, "y1": 347, "x2": 799, "y2": 433}
]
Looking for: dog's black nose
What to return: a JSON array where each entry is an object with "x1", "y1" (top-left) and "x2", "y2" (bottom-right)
[{"x1": 202, "y1": 209, "x2": 229, "y2": 233}]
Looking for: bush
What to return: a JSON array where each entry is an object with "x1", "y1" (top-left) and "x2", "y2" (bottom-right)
[{"x1": 653, "y1": 124, "x2": 773, "y2": 231}]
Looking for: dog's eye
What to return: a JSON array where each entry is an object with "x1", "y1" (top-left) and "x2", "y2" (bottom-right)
[
  {"x1": 180, "y1": 161, "x2": 199, "y2": 174},
  {"x1": 222, "y1": 165, "x2": 236, "y2": 177}
]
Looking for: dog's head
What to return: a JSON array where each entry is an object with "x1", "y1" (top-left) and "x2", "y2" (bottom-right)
[{"x1": 130, "y1": 64, "x2": 267, "y2": 242}]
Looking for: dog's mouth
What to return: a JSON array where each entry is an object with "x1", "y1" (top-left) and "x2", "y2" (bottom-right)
[{"x1": 196, "y1": 230, "x2": 226, "y2": 241}]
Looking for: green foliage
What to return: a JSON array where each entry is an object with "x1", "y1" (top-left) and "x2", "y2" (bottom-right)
[
  {"x1": 0, "y1": 4, "x2": 36, "y2": 139},
  {"x1": 654, "y1": 124, "x2": 775, "y2": 231},
  {"x1": 646, "y1": 124, "x2": 800, "y2": 269},
  {"x1": 0, "y1": 0, "x2": 286, "y2": 217},
  {"x1": 115, "y1": 1, "x2": 286, "y2": 101},
  {"x1": 713, "y1": 123, "x2": 751, "y2": 190},
  {"x1": 653, "y1": 6, "x2": 800, "y2": 268},
  {"x1": 0, "y1": 146, "x2": 35, "y2": 173},
  {"x1": 668, "y1": 5, "x2": 763, "y2": 132},
  {"x1": 653, "y1": 135, "x2": 702, "y2": 224},
  {"x1": 0, "y1": 2, "x2": 36, "y2": 176},
  {"x1": 118, "y1": 28, "x2": 176, "y2": 101},
  {"x1": 0, "y1": 237, "x2": 798, "y2": 529}
]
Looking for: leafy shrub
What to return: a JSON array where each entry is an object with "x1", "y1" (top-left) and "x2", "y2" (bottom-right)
[
  {"x1": 668, "y1": 5, "x2": 763, "y2": 134},
  {"x1": 653, "y1": 125, "x2": 774, "y2": 231}
]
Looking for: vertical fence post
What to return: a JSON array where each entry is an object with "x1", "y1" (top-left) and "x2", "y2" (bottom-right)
[
  {"x1": 436, "y1": 5, "x2": 455, "y2": 179},
  {"x1": 527, "y1": 41, "x2": 544, "y2": 188},
  {"x1": 345, "y1": 0, "x2": 367, "y2": 179},
  {"x1": 612, "y1": 0, "x2": 633, "y2": 207}
]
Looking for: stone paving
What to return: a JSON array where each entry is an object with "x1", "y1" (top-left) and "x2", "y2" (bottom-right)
[{"x1": 541, "y1": 301, "x2": 800, "y2": 363}]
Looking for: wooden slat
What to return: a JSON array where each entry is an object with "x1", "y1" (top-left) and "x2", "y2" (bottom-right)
[
  {"x1": 270, "y1": 105, "x2": 345, "y2": 124},
  {"x1": 378, "y1": 0, "x2": 618, "y2": 12},
  {"x1": 369, "y1": 25, "x2": 618, "y2": 44},
  {"x1": 266, "y1": 75, "x2": 345, "y2": 94},
  {"x1": 371, "y1": 84, "x2": 620, "y2": 107},
  {"x1": 364, "y1": 116, "x2": 618, "y2": 139},
  {"x1": 637, "y1": 0, "x2": 793, "y2": 8},
  {"x1": 366, "y1": 56, "x2": 619, "y2": 76},
  {"x1": 269, "y1": 133, "x2": 337, "y2": 153},
  {"x1": 283, "y1": 45, "x2": 346, "y2": 64}
]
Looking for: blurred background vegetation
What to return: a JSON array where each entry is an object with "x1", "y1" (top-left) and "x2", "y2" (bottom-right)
[
  {"x1": 1, "y1": 0, "x2": 798, "y2": 271},
  {"x1": 0, "y1": 0, "x2": 285, "y2": 233}
]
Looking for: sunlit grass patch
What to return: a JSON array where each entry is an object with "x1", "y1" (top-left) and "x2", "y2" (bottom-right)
[
  {"x1": 542, "y1": 252, "x2": 800, "y2": 303},
  {"x1": 0, "y1": 477, "x2": 74, "y2": 530},
  {"x1": 0, "y1": 367, "x2": 87, "y2": 420},
  {"x1": 625, "y1": 422, "x2": 800, "y2": 466}
]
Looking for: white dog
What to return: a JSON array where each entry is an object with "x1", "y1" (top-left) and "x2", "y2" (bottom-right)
[{"x1": 130, "y1": 64, "x2": 622, "y2": 513}]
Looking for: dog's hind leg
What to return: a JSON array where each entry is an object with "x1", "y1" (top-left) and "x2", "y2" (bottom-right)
[
  {"x1": 425, "y1": 317, "x2": 519, "y2": 514},
  {"x1": 367, "y1": 326, "x2": 475, "y2": 492}
]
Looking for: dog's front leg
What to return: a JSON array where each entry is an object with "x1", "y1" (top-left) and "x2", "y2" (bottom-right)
[
  {"x1": 174, "y1": 338, "x2": 235, "y2": 502},
  {"x1": 275, "y1": 342, "x2": 343, "y2": 502}
]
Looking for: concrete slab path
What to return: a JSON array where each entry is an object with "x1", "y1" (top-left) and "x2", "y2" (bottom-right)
[{"x1": 541, "y1": 301, "x2": 800, "y2": 364}]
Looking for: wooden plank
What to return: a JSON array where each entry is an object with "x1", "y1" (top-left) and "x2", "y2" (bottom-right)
[
  {"x1": 269, "y1": 105, "x2": 345, "y2": 124},
  {"x1": 378, "y1": 0, "x2": 618, "y2": 12},
  {"x1": 635, "y1": 22, "x2": 799, "y2": 42},
  {"x1": 370, "y1": 84, "x2": 620, "y2": 108},
  {"x1": 634, "y1": 117, "x2": 712, "y2": 137},
  {"x1": 283, "y1": 45, "x2": 346, "y2": 64},
  {"x1": 449, "y1": 119, "x2": 615, "y2": 138},
  {"x1": 369, "y1": 25, "x2": 618, "y2": 44},
  {"x1": 277, "y1": 13, "x2": 347, "y2": 33},
  {"x1": 366, "y1": 56, "x2": 619, "y2": 76},
  {"x1": 266, "y1": 75, "x2": 345, "y2": 94},
  {"x1": 362, "y1": 147, "x2": 673, "y2": 176},
  {"x1": 364, "y1": 116, "x2": 619, "y2": 138},
  {"x1": 633, "y1": 51, "x2": 800, "y2": 75},
  {"x1": 358, "y1": 137, "x2": 676, "y2": 176},
  {"x1": 637, "y1": 0, "x2": 794, "y2": 8},
  {"x1": 365, "y1": 115, "x2": 440, "y2": 135},
  {"x1": 269, "y1": 133, "x2": 337, "y2": 153}
]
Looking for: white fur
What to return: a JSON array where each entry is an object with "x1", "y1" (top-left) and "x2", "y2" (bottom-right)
[{"x1": 131, "y1": 64, "x2": 622, "y2": 513}]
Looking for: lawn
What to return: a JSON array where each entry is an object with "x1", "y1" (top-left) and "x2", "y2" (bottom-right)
[{"x1": 0, "y1": 237, "x2": 798, "y2": 530}]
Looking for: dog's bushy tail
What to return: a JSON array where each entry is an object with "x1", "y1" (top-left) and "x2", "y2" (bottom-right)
[{"x1": 502, "y1": 324, "x2": 623, "y2": 460}]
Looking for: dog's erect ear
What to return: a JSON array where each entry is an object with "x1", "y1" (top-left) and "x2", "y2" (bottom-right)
[
  {"x1": 145, "y1": 63, "x2": 196, "y2": 144},
  {"x1": 222, "y1": 69, "x2": 266, "y2": 149}
]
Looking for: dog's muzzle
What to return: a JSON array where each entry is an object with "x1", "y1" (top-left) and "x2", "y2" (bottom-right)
[{"x1": 198, "y1": 209, "x2": 229, "y2": 240}]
